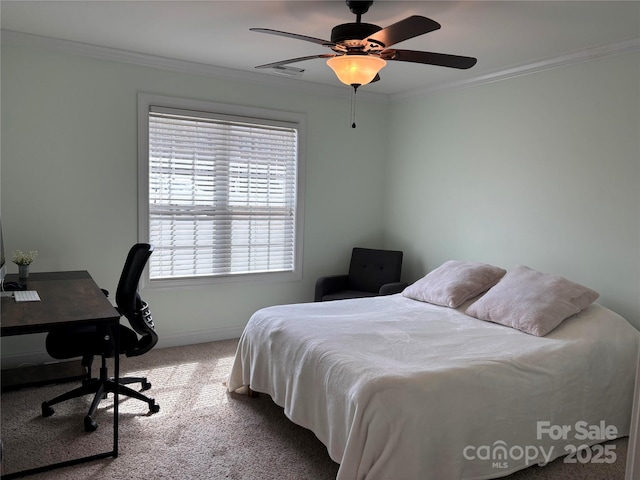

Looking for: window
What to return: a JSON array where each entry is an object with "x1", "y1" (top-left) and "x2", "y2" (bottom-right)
[{"x1": 138, "y1": 94, "x2": 305, "y2": 287}]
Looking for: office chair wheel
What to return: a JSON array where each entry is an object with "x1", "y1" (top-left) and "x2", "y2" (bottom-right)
[
  {"x1": 150, "y1": 401, "x2": 160, "y2": 414},
  {"x1": 142, "y1": 380, "x2": 152, "y2": 391},
  {"x1": 41, "y1": 402, "x2": 54, "y2": 417},
  {"x1": 84, "y1": 415, "x2": 98, "y2": 432}
]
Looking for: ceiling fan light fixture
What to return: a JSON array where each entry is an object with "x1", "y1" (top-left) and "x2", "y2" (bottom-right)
[{"x1": 326, "y1": 55, "x2": 386, "y2": 86}]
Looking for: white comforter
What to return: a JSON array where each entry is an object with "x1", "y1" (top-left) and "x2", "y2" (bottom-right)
[{"x1": 227, "y1": 294, "x2": 639, "y2": 480}]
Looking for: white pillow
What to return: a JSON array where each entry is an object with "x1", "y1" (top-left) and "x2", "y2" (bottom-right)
[
  {"x1": 402, "y1": 260, "x2": 506, "y2": 308},
  {"x1": 465, "y1": 265, "x2": 599, "y2": 336}
]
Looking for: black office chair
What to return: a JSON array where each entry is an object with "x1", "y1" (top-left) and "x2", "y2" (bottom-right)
[
  {"x1": 315, "y1": 247, "x2": 407, "y2": 301},
  {"x1": 42, "y1": 243, "x2": 160, "y2": 432}
]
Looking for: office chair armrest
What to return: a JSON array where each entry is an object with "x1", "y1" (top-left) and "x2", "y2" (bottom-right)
[
  {"x1": 379, "y1": 282, "x2": 408, "y2": 296},
  {"x1": 314, "y1": 274, "x2": 349, "y2": 302}
]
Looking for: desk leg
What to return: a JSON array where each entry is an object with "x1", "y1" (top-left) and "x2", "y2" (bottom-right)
[
  {"x1": 113, "y1": 319, "x2": 119, "y2": 457},
  {"x1": 1, "y1": 321, "x2": 121, "y2": 479}
]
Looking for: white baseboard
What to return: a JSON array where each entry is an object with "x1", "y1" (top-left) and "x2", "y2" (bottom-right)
[
  {"x1": 0, "y1": 326, "x2": 245, "y2": 369},
  {"x1": 156, "y1": 325, "x2": 244, "y2": 349}
]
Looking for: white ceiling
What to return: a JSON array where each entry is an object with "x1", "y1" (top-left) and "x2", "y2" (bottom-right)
[{"x1": 2, "y1": 1, "x2": 639, "y2": 96}]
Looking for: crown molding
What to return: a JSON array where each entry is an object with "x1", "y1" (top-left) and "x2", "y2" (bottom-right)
[
  {"x1": 3, "y1": 29, "x2": 637, "y2": 105},
  {"x1": 0, "y1": 29, "x2": 388, "y2": 104},
  {"x1": 391, "y1": 37, "x2": 640, "y2": 102}
]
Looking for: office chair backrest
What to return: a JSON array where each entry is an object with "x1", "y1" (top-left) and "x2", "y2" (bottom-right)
[{"x1": 115, "y1": 243, "x2": 157, "y2": 357}]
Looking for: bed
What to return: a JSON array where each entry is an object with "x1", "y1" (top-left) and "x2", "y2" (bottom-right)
[{"x1": 227, "y1": 263, "x2": 640, "y2": 480}]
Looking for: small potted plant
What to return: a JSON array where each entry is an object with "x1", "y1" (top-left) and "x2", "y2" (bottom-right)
[{"x1": 12, "y1": 249, "x2": 38, "y2": 279}]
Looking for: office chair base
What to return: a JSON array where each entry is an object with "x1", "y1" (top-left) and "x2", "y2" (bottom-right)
[
  {"x1": 41, "y1": 372, "x2": 160, "y2": 432},
  {"x1": 84, "y1": 415, "x2": 98, "y2": 432},
  {"x1": 41, "y1": 404, "x2": 55, "y2": 417}
]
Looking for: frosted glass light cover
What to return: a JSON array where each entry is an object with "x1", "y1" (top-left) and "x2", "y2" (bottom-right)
[{"x1": 327, "y1": 56, "x2": 387, "y2": 86}]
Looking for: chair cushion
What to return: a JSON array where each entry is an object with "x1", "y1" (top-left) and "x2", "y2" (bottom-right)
[
  {"x1": 348, "y1": 248, "x2": 403, "y2": 293},
  {"x1": 46, "y1": 324, "x2": 138, "y2": 360},
  {"x1": 322, "y1": 290, "x2": 380, "y2": 301}
]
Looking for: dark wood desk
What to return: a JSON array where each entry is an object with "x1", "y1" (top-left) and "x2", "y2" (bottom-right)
[{"x1": 1, "y1": 271, "x2": 121, "y2": 479}]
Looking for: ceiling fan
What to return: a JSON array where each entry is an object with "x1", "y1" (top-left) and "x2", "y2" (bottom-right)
[{"x1": 251, "y1": 0, "x2": 477, "y2": 87}]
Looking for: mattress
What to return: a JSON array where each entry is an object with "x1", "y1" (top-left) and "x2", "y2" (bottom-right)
[{"x1": 227, "y1": 294, "x2": 639, "y2": 479}]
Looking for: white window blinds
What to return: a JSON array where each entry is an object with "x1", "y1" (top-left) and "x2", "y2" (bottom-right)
[{"x1": 147, "y1": 106, "x2": 299, "y2": 280}]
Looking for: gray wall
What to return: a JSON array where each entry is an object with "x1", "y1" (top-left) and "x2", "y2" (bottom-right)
[
  {"x1": 385, "y1": 51, "x2": 640, "y2": 328},
  {"x1": 2, "y1": 35, "x2": 639, "y2": 367},
  {"x1": 0, "y1": 38, "x2": 389, "y2": 365}
]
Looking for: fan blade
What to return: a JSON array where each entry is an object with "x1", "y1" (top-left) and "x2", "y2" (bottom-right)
[
  {"x1": 250, "y1": 28, "x2": 334, "y2": 47},
  {"x1": 255, "y1": 54, "x2": 337, "y2": 69},
  {"x1": 366, "y1": 16, "x2": 440, "y2": 48},
  {"x1": 381, "y1": 49, "x2": 477, "y2": 69}
]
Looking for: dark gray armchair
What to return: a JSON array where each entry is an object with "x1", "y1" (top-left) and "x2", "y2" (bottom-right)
[{"x1": 315, "y1": 247, "x2": 407, "y2": 301}]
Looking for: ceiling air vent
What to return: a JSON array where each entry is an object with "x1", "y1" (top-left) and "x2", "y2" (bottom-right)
[{"x1": 270, "y1": 65, "x2": 305, "y2": 78}]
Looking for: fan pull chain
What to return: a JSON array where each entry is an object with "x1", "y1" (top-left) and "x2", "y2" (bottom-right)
[{"x1": 350, "y1": 84, "x2": 360, "y2": 129}]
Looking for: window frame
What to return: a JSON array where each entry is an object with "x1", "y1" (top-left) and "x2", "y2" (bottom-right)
[{"x1": 137, "y1": 93, "x2": 306, "y2": 289}]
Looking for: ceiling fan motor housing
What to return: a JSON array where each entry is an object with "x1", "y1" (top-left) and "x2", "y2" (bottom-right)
[{"x1": 331, "y1": 22, "x2": 382, "y2": 48}]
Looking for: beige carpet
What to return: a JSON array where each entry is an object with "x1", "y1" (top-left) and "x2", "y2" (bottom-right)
[{"x1": 1, "y1": 339, "x2": 629, "y2": 479}]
